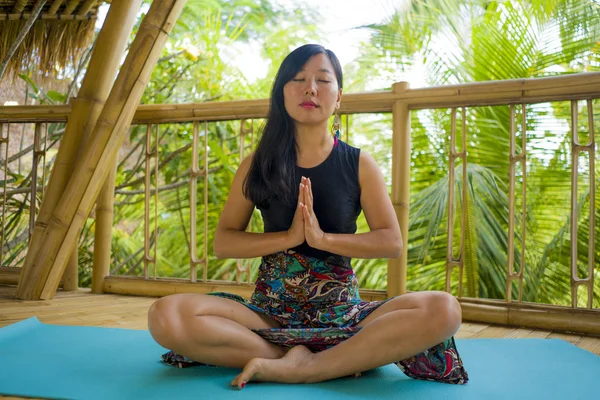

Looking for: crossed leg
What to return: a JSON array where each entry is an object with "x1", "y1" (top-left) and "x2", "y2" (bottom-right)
[
  {"x1": 147, "y1": 293, "x2": 287, "y2": 369},
  {"x1": 230, "y1": 291, "x2": 462, "y2": 387},
  {"x1": 148, "y1": 291, "x2": 461, "y2": 388}
]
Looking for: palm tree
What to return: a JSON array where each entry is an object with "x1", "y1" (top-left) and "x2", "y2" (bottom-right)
[{"x1": 350, "y1": 0, "x2": 600, "y2": 306}]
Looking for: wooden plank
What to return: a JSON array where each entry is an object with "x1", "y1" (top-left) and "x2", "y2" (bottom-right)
[
  {"x1": 547, "y1": 332, "x2": 583, "y2": 346},
  {"x1": 472, "y1": 325, "x2": 517, "y2": 338},
  {"x1": 503, "y1": 328, "x2": 551, "y2": 339},
  {"x1": 578, "y1": 336, "x2": 600, "y2": 356},
  {"x1": 455, "y1": 322, "x2": 490, "y2": 338}
]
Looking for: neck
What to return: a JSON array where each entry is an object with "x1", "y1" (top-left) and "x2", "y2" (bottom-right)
[{"x1": 294, "y1": 122, "x2": 334, "y2": 155}]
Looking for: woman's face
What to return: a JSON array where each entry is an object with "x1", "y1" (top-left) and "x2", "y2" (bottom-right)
[{"x1": 283, "y1": 53, "x2": 342, "y2": 128}]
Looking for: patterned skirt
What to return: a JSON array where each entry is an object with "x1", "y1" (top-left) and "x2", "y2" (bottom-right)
[{"x1": 161, "y1": 251, "x2": 469, "y2": 384}]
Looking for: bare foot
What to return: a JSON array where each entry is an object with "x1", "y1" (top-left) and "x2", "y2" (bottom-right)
[{"x1": 230, "y1": 345, "x2": 316, "y2": 388}]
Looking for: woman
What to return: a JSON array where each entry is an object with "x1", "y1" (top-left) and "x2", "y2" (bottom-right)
[{"x1": 148, "y1": 44, "x2": 463, "y2": 389}]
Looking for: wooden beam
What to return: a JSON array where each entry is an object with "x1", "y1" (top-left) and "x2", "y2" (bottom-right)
[
  {"x1": 0, "y1": 267, "x2": 65, "y2": 286},
  {"x1": 17, "y1": 0, "x2": 143, "y2": 300},
  {"x1": 0, "y1": 105, "x2": 71, "y2": 122},
  {"x1": 460, "y1": 300, "x2": 600, "y2": 336},
  {"x1": 17, "y1": 0, "x2": 187, "y2": 300},
  {"x1": 0, "y1": 267, "x2": 22, "y2": 286}
]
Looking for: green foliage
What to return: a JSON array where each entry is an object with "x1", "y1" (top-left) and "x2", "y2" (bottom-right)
[{"x1": 351, "y1": 0, "x2": 600, "y2": 305}]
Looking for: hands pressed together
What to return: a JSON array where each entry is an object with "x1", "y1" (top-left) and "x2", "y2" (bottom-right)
[{"x1": 287, "y1": 176, "x2": 326, "y2": 250}]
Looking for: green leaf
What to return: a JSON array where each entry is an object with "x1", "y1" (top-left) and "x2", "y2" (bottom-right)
[{"x1": 46, "y1": 90, "x2": 67, "y2": 103}]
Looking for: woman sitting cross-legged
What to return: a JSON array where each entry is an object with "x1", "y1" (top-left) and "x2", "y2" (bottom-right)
[{"x1": 147, "y1": 43, "x2": 466, "y2": 389}]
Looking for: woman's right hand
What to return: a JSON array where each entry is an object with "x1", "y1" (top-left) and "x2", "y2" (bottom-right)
[{"x1": 286, "y1": 181, "x2": 306, "y2": 248}]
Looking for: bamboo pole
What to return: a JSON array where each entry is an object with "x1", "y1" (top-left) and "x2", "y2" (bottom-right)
[
  {"x1": 63, "y1": 0, "x2": 80, "y2": 15},
  {"x1": 0, "y1": 105, "x2": 71, "y2": 122},
  {"x1": 62, "y1": 252, "x2": 79, "y2": 290},
  {"x1": 29, "y1": 123, "x2": 43, "y2": 237},
  {"x1": 0, "y1": 124, "x2": 7, "y2": 269},
  {"x1": 92, "y1": 157, "x2": 117, "y2": 293},
  {"x1": 48, "y1": 0, "x2": 65, "y2": 15},
  {"x1": 569, "y1": 101, "x2": 596, "y2": 309},
  {"x1": 388, "y1": 82, "x2": 410, "y2": 297},
  {"x1": 16, "y1": 0, "x2": 144, "y2": 300},
  {"x1": 189, "y1": 122, "x2": 200, "y2": 282},
  {"x1": 11, "y1": 0, "x2": 28, "y2": 13},
  {"x1": 0, "y1": 12, "x2": 96, "y2": 21},
  {"x1": 78, "y1": 0, "x2": 99, "y2": 15},
  {"x1": 0, "y1": 267, "x2": 66, "y2": 286},
  {"x1": 18, "y1": 0, "x2": 187, "y2": 300},
  {"x1": 0, "y1": 0, "x2": 48, "y2": 80}
]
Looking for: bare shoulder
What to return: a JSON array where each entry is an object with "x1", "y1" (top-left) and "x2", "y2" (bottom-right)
[
  {"x1": 358, "y1": 150, "x2": 384, "y2": 185},
  {"x1": 238, "y1": 152, "x2": 255, "y2": 175}
]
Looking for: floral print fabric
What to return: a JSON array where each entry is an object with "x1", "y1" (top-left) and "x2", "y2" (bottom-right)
[{"x1": 160, "y1": 251, "x2": 469, "y2": 384}]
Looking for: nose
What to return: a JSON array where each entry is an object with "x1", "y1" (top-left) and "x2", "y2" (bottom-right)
[{"x1": 304, "y1": 80, "x2": 316, "y2": 96}]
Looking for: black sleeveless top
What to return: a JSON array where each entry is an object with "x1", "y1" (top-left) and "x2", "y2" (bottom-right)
[{"x1": 257, "y1": 140, "x2": 362, "y2": 266}]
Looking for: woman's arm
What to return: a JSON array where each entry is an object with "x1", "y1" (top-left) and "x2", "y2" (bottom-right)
[
  {"x1": 213, "y1": 154, "x2": 304, "y2": 259},
  {"x1": 304, "y1": 151, "x2": 402, "y2": 259}
]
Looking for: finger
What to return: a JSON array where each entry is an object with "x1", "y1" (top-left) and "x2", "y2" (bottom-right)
[
  {"x1": 305, "y1": 184, "x2": 313, "y2": 213},
  {"x1": 303, "y1": 205, "x2": 314, "y2": 228},
  {"x1": 302, "y1": 204, "x2": 310, "y2": 225},
  {"x1": 298, "y1": 183, "x2": 305, "y2": 210},
  {"x1": 307, "y1": 178, "x2": 314, "y2": 209}
]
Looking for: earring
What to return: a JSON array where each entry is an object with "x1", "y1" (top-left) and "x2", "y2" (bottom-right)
[{"x1": 331, "y1": 111, "x2": 341, "y2": 140}]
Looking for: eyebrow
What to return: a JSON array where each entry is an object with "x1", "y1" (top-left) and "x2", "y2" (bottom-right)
[{"x1": 299, "y1": 68, "x2": 333, "y2": 74}]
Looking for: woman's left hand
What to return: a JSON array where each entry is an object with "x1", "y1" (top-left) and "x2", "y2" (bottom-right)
[{"x1": 301, "y1": 177, "x2": 327, "y2": 250}]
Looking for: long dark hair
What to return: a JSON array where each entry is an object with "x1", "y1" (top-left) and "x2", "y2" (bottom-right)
[{"x1": 243, "y1": 44, "x2": 343, "y2": 207}]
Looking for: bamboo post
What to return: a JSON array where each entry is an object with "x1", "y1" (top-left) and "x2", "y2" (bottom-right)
[
  {"x1": 62, "y1": 252, "x2": 79, "y2": 290},
  {"x1": 17, "y1": 0, "x2": 142, "y2": 298},
  {"x1": 92, "y1": 157, "x2": 118, "y2": 293},
  {"x1": 48, "y1": 1, "x2": 65, "y2": 15},
  {"x1": 388, "y1": 82, "x2": 411, "y2": 297},
  {"x1": 16, "y1": 0, "x2": 186, "y2": 300},
  {"x1": 0, "y1": 0, "x2": 48, "y2": 80}
]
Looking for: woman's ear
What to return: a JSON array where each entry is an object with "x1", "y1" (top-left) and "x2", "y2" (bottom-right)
[{"x1": 336, "y1": 88, "x2": 343, "y2": 108}]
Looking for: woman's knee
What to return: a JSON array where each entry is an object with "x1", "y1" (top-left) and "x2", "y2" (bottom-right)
[
  {"x1": 425, "y1": 291, "x2": 462, "y2": 337},
  {"x1": 148, "y1": 295, "x2": 185, "y2": 348}
]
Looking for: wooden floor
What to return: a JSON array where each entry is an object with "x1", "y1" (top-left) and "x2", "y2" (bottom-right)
[{"x1": 1, "y1": 285, "x2": 600, "y2": 399}]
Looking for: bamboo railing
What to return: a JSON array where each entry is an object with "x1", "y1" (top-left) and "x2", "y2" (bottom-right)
[{"x1": 1, "y1": 72, "x2": 599, "y2": 333}]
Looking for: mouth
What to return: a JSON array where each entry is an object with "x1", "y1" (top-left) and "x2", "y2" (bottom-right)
[{"x1": 300, "y1": 101, "x2": 318, "y2": 109}]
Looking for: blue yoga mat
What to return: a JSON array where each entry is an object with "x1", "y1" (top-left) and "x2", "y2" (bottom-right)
[{"x1": 1, "y1": 317, "x2": 599, "y2": 399}]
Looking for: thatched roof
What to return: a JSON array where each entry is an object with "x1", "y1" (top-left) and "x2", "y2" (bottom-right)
[{"x1": 0, "y1": 1, "x2": 110, "y2": 79}]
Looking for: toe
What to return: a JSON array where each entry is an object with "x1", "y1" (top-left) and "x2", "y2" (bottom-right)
[{"x1": 231, "y1": 359, "x2": 261, "y2": 389}]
